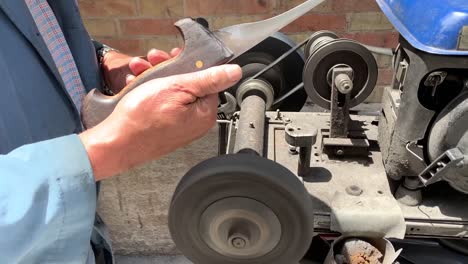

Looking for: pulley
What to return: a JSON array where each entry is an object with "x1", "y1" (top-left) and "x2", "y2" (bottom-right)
[
  {"x1": 168, "y1": 154, "x2": 314, "y2": 264},
  {"x1": 229, "y1": 33, "x2": 307, "y2": 112},
  {"x1": 303, "y1": 31, "x2": 378, "y2": 109}
]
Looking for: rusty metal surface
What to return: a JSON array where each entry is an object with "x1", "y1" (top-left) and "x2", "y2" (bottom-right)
[
  {"x1": 262, "y1": 111, "x2": 468, "y2": 238},
  {"x1": 324, "y1": 237, "x2": 401, "y2": 264},
  {"x1": 337, "y1": 239, "x2": 383, "y2": 264}
]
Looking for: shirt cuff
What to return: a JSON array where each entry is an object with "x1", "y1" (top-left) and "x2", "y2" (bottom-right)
[{"x1": 4, "y1": 134, "x2": 97, "y2": 262}]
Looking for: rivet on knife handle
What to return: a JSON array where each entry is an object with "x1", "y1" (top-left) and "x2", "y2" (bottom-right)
[{"x1": 81, "y1": 18, "x2": 234, "y2": 129}]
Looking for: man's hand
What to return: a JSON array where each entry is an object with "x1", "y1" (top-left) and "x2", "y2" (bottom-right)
[
  {"x1": 102, "y1": 48, "x2": 182, "y2": 93},
  {"x1": 79, "y1": 64, "x2": 242, "y2": 181}
]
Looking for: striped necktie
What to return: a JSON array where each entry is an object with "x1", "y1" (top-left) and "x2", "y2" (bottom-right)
[{"x1": 25, "y1": 0, "x2": 86, "y2": 112}]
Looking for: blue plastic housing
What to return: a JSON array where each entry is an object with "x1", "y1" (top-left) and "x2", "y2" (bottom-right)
[{"x1": 377, "y1": 0, "x2": 468, "y2": 55}]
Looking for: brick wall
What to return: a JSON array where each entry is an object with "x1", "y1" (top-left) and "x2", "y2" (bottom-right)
[{"x1": 79, "y1": 0, "x2": 397, "y2": 101}]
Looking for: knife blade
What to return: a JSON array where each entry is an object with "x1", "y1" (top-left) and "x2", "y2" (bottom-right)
[
  {"x1": 81, "y1": 0, "x2": 325, "y2": 129},
  {"x1": 214, "y1": 0, "x2": 325, "y2": 61}
]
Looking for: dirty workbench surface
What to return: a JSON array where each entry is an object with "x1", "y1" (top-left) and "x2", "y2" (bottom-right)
[{"x1": 264, "y1": 111, "x2": 468, "y2": 238}]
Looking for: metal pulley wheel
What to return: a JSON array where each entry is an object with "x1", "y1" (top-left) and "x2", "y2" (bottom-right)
[
  {"x1": 229, "y1": 32, "x2": 307, "y2": 111},
  {"x1": 303, "y1": 31, "x2": 378, "y2": 109},
  {"x1": 168, "y1": 154, "x2": 314, "y2": 264}
]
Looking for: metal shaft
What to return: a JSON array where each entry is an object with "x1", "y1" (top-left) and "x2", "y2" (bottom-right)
[{"x1": 234, "y1": 95, "x2": 266, "y2": 155}]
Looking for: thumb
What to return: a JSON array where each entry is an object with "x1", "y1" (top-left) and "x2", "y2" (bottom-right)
[{"x1": 166, "y1": 64, "x2": 242, "y2": 98}]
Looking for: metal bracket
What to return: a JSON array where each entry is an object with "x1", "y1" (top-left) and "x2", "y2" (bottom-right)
[
  {"x1": 218, "y1": 92, "x2": 237, "y2": 119},
  {"x1": 424, "y1": 71, "x2": 448, "y2": 97},
  {"x1": 330, "y1": 192, "x2": 406, "y2": 239},
  {"x1": 330, "y1": 67, "x2": 353, "y2": 138},
  {"x1": 322, "y1": 136, "x2": 370, "y2": 157},
  {"x1": 322, "y1": 66, "x2": 371, "y2": 157},
  {"x1": 285, "y1": 123, "x2": 317, "y2": 176},
  {"x1": 395, "y1": 59, "x2": 408, "y2": 92},
  {"x1": 418, "y1": 147, "x2": 466, "y2": 186}
]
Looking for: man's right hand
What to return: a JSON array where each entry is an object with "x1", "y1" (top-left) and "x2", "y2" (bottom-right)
[{"x1": 79, "y1": 64, "x2": 242, "y2": 181}]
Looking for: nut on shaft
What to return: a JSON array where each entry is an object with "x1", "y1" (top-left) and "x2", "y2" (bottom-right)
[{"x1": 334, "y1": 73, "x2": 354, "y2": 94}]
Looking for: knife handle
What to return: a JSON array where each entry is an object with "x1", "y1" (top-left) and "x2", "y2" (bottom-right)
[{"x1": 81, "y1": 18, "x2": 234, "y2": 129}]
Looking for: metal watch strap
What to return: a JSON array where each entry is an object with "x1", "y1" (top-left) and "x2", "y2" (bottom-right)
[{"x1": 94, "y1": 41, "x2": 119, "y2": 95}]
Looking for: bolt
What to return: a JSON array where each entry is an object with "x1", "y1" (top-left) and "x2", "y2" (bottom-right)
[
  {"x1": 249, "y1": 122, "x2": 255, "y2": 128},
  {"x1": 231, "y1": 237, "x2": 246, "y2": 249},
  {"x1": 335, "y1": 149, "x2": 344, "y2": 156},
  {"x1": 289, "y1": 145, "x2": 298, "y2": 155},
  {"x1": 437, "y1": 162, "x2": 445, "y2": 167},
  {"x1": 346, "y1": 185, "x2": 363, "y2": 196},
  {"x1": 275, "y1": 109, "x2": 282, "y2": 120},
  {"x1": 335, "y1": 73, "x2": 353, "y2": 94},
  {"x1": 284, "y1": 117, "x2": 291, "y2": 123}
]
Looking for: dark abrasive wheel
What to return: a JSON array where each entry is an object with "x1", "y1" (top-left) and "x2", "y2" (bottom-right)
[
  {"x1": 303, "y1": 33, "x2": 378, "y2": 109},
  {"x1": 169, "y1": 154, "x2": 314, "y2": 264},
  {"x1": 229, "y1": 33, "x2": 307, "y2": 112}
]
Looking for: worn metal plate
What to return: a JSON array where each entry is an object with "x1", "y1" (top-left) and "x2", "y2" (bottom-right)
[
  {"x1": 264, "y1": 111, "x2": 468, "y2": 238},
  {"x1": 330, "y1": 192, "x2": 406, "y2": 239},
  {"x1": 322, "y1": 137, "x2": 370, "y2": 148}
]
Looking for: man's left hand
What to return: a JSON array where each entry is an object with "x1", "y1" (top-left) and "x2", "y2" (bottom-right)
[{"x1": 101, "y1": 48, "x2": 182, "y2": 94}]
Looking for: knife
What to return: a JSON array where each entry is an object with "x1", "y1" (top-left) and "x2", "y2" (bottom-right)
[{"x1": 81, "y1": 0, "x2": 325, "y2": 128}]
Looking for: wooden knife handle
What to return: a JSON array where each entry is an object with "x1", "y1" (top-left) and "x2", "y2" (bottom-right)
[{"x1": 81, "y1": 18, "x2": 234, "y2": 129}]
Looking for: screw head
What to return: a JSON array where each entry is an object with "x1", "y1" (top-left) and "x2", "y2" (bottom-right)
[
  {"x1": 335, "y1": 149, "x2": 344, "y2": 156},
  {"x1": 231, "y1": 237, "x2": 246, "y2": 249},
  {"x1": 289, "y1": 145, "x2": 298, "y2": 154}
]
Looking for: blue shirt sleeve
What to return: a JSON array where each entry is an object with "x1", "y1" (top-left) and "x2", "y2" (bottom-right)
[{"x1": 0, "y1": 135, "x2": 96, "y2": 264}]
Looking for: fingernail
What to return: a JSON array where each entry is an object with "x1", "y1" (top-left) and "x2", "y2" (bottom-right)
[
  {"x1": 130, "y1": 57, "x2": 141, "y2": 64},
  {"x1": 224, "y1": 64, "x2": 242, "y2": 83}
]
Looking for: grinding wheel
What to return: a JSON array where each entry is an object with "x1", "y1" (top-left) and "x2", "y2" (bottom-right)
[
  {"x1": 168, "y1": 154, "x2": 314, "y2": 264},
  {"x1": 303, "y1": 34, "x2": 378, "y2": 109},
  {"x1": 427, "y1": 91, "x2": 468, "y2": 193}
]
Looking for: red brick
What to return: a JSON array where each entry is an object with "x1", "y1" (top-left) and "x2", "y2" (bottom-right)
[
  {"x1": 78, "y1": 0, "x2": 136, "y2": 17},
  {"x1": 377, "y1": 68, "x2": 394, "y2": 85},
  {"x1": 332, "y1": 0, "x2": 381, "y2": 13},
  {"x1": 343, "y1": 32, "x2": 399, "y2": 48},
  {"x1": 120, "y1": 19, "x2": 178, "y2": 36},
  {"x1": 282, "y1": 14, "x2": 346, "y2": 33},
  {"x1": 185, "y1": 0, "x2": 276, "y2": 16},
  {"x1": 277, "y1": 0, "x2": 334, "y2": 13},
  {"x1": 98, "y1": 38, "x2": 145, "y2": 55}
]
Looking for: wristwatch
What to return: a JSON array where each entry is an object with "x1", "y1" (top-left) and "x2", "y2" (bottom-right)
[
  {"x1": 93, "y1": 40, "x2": 119, "y2": 95},
  {"x1": 93, "y1": 40, "x2": 118, "y2": 63}
]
